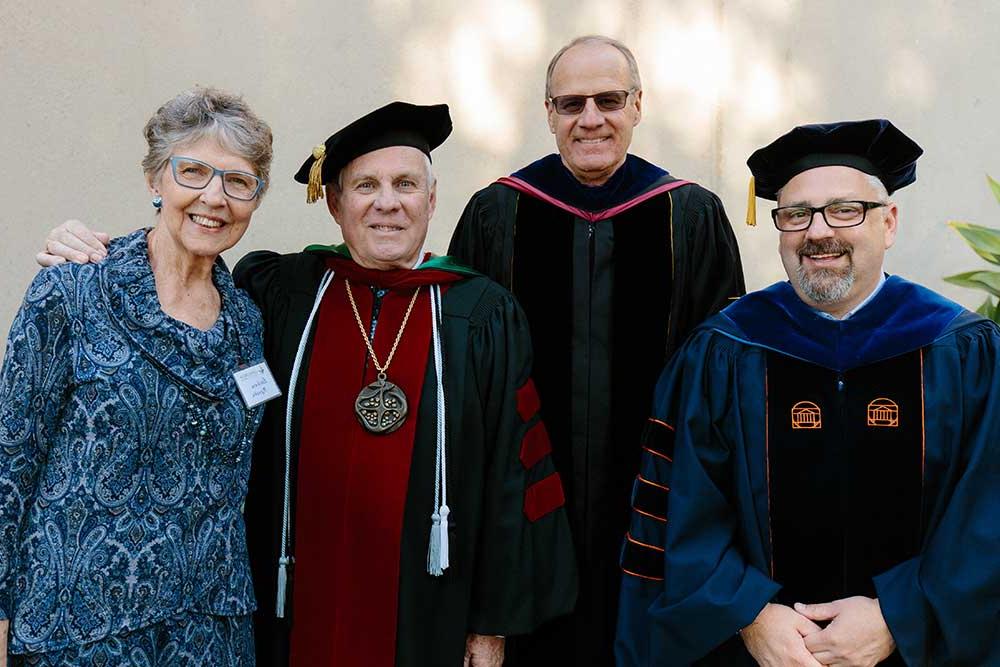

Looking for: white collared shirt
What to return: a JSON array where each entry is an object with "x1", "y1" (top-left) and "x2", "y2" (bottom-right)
[{"x1": 814, "y1": 272, "x2": 887, "y2": 321}]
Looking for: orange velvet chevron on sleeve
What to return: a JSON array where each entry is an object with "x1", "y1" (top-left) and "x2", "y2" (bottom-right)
[{"x1": 620, "y1": 418, "x2": 676, "y2": 580}]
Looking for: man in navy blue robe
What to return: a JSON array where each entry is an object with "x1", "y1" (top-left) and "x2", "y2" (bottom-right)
[
  {"x1": 616, "y1": 119, "x2": 1000, "y2": 666},
  {"x1": 449, "y1": 35, "x2": 744, "y2": 666}
]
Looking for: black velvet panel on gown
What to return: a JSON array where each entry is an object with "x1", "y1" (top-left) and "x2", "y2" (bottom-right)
[
  {"x1": 507, "y1": 192, "x2": 673, "y2": 666},
  {"x1": 768, "y1": 350, "x2": 924, "y2": 666}
]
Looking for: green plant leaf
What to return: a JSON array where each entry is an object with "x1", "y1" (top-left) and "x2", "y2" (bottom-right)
[
  {"x1": 948, "y1": 221, "x2": 1000, "y2": 265},
  {"x1": 944, "y1": 178, "x2": 1000, "y2": 323},
  {"x1": 944, "y1": 270, "x2": 1000, "y2": 297},
  {"x1": 975, "y1": 296, "x2": 998, "y2": 322},
  {"x1": 989, "y1": 174, "x2": 1000, "y2": 206}
]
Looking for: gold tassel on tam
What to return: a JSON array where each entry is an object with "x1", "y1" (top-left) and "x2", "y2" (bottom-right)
[
  {"x1": 745, "y1": 176, "x2": 757, "y2": 227},
  {"x1": 306, "y1": 144, "x2": 327, "y2": 204}
]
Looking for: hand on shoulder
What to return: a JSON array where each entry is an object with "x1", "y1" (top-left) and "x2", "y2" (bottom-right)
[{"x1": 37, "y1": 220, "x2": 110, "y2": 267}]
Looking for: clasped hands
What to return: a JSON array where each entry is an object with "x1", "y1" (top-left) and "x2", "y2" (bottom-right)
[{"x1": 740, "y1": 597, "x2": 895, "y2": 667}]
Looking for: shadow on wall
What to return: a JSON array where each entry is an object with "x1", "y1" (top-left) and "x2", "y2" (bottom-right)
[
  {"x1": 379, "y1": 0, "x2": 798, "y2": 184},
  {"x1": 351, "y1": 0, "x2": 970, "y2": 295}
]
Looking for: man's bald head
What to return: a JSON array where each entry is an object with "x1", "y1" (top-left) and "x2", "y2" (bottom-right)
[{"x1": 544, "y1": 35, "x2": 641, "y2": 99}]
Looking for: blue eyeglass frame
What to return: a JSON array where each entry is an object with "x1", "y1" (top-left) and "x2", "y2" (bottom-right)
[{"x1": 169, "y1": 156, "x2": 265, "y2": 200}]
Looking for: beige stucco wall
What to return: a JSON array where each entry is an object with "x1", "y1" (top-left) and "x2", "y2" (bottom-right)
[{"x1": 2, "y1": 0, "x2": 999, "y2": 346}]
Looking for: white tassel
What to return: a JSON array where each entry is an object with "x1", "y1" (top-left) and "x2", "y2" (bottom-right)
[
  {"x1": 426, "y1": 285, "x2": 451, "y2": 577},
  {"x1": 428, "y1": 510, "x2": 443, "y2": 575},
  {"x1": 276, "y1": 556, "x2": 292, "y2": 618},
  {"x1": 438, "y1": 504, "x2": 450, "y2": 570}
]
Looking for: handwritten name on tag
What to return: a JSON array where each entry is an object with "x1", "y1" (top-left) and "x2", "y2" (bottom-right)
[{"x1": 233, "y1": 361, "x2": 282, "y2": 408}]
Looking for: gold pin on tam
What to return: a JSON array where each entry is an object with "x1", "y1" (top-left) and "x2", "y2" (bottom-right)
[
  {"x1": 306, "y1": 145, "x2": 326, "y2": 204},
  {"x1": 745, "y1": 176, "x2": 757, "y2": 227}
]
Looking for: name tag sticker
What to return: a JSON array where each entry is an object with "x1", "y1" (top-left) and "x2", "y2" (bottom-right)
[{"x1": 234, "y1": 361, "x2": 282, "y2": 408}]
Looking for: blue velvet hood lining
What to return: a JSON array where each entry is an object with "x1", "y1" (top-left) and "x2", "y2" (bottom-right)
[{"x1": 716, "y1": 275, "x2": 968, "y2": 371}]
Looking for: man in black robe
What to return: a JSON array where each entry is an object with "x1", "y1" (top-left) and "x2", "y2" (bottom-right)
[
  {"x1": 35, "y1": 103, "x2": 577, "y2": 667},
  {"x1": 616, "y1": 119, "x2": 1000, "y2": 666},
  {"x1": 448, "y1": 34, "x2": 745, "y2": 666}
]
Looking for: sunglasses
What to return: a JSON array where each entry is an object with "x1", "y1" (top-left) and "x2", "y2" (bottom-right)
[{"x1": 548, "y1": 89, "x2": 635, "y2": 115}]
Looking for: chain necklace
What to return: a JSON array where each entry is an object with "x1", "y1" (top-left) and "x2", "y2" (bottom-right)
[{"x1": 345, "y1": 278, "x2": 421, "y2": 434}]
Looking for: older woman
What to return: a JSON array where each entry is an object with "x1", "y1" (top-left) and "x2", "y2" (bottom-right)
[{"x1": 0, "y1": 87, "x2": 272, "y2": 665}]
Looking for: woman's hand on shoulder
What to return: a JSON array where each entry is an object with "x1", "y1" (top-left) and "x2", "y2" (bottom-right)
[{"x1": 37, "y1": 220, "x2": 110, "y2": 267}]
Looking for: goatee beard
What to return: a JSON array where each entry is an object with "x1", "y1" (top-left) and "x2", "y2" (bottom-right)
[{"x1": 795, "y1": 239, "x2": 855, "y2": 304}]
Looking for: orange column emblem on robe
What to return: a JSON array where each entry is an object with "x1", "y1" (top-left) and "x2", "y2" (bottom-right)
[
  {"x1": 867, "y1": 397, "x2": 899, "y2": 427},
  {"x1": 791, "y1": 401, "x2": 822, "y2": 429}
]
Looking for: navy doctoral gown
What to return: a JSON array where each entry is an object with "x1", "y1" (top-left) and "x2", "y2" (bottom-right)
[{"x1": 616, "y1": 276, "x2": 1000, "y2": 666}]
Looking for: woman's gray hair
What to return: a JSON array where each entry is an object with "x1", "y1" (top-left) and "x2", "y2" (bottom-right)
[
  {"x1": 142, "y1": 87, "x2": 274, "y2": 196},
  {"x1": 544, "y1": 35, "x2": 642, "y2": 99}
]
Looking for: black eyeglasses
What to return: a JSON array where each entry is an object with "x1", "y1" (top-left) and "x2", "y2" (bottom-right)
[
  {"x1": 169, "y1": 157, "x2": 264, "y2": 201},
  {"x1": 547, "y1": 89, "x2": 635, "y2": 115},
  {"x1": 771, "y1": 200, "x2": 887, "y2": 232}
]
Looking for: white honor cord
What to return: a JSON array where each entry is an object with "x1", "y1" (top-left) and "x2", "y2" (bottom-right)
[
  {"x1": 276, "y1": 269, "x2": 336, "y2": 618},
  {"x1": 427, "y1": 284, "x2": 450, "y2": 575}
]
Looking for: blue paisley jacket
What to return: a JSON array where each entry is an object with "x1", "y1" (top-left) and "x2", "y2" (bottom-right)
[{"x1": 0, "y1": 229, "x2": 264, "y2": 654}]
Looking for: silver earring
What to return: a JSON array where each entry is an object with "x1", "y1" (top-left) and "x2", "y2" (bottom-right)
[{"x1": 152, "y1": 195, "x2": 163, "y2": 209}]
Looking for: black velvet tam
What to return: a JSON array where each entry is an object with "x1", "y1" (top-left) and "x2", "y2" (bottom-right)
[
  {"x1": 747, "y1": 119, "x2": 923, "y2": 200},
  {"x1": 294, "y1": 102, "x2": 452, "y2": 185}
]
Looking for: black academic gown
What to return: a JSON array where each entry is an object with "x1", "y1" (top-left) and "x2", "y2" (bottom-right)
[
  {"x1": 232, "y1": 248, "x2": 577, "y2": 667},
  {"x1": 616, "y1": 276, "x2": 1000, "y2": 666},
  {"x1": 449, "y1": 154, "x2": 745, "y2": 665}
]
